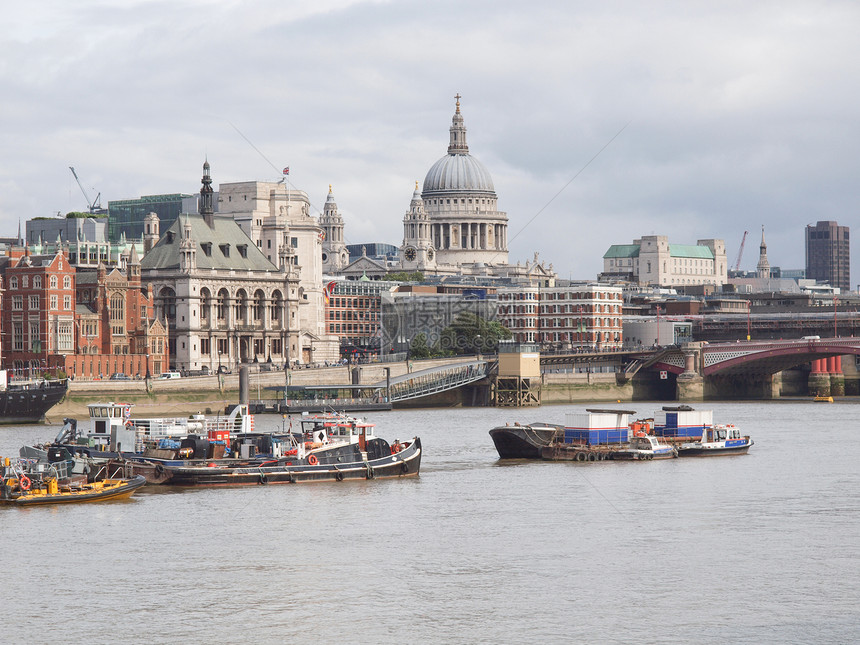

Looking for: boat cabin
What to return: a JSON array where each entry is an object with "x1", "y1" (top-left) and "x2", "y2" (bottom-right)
[{"x1": 704, "y1": 424, "x2": 743, "y2": 442}]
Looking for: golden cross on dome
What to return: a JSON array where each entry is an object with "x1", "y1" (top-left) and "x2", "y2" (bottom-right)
[{"x1": 455, "y1": 93, "x2": 461, "y2": 112}]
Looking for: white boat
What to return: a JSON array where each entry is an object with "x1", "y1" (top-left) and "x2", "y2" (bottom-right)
[
  {"x1": 677, "y1": 424, "x2": 754, "y2": 457},
  {"x1": 611, "y1": 435, "x2": 677, "y2": 460}
]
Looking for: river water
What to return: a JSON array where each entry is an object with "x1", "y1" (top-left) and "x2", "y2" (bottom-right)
[{"x1": 1, "y1": 401, "x2": 858, "y2": 644}]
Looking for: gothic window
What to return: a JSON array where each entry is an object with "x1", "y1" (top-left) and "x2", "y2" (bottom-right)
[
  {"x1": 253, "y1": 290, "x2": 265, "y2": 322},
  {"x1": 217, "y1": 289, "x2": 229, "y2": 321}
]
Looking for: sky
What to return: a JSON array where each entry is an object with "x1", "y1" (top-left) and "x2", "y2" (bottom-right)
[{"x1": 2, "y1": 0, "x2": 859, "y2": 287}]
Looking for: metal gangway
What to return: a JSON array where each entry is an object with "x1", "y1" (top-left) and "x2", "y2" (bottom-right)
[{"x1": 379, "y1": 360, "x2": 490, "y2": 402}]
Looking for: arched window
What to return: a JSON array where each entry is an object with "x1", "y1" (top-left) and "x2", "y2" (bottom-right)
[
  {"x1": 63, "y1": 276, "x2": 71, "y2": 289},
  {"x1": 159, "y1": 286, "x2": 177, "y2": 324},
  {"x1": 50, "y1": 275, "x2": 58, "y2": 289},
  {"x1": 217, "y1": 288, "x2": 229, "y2": 322},
  {"x1": 253, "y1": 290, "x2": 265, "y2": 322},
  {"x1": 200, "y1": 288, "x2": 212, "y2": 325},
  {"x1": 270, "y1": 290, "x2": 283, "y2": 327}
]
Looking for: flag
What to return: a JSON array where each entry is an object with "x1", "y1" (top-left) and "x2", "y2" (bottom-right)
[
  {"x1": 324, "y1": 281, "x2": 337, "y2": 305},
  {"x1": 283, "y1": 167, "x2": 290, "y2": 175}
]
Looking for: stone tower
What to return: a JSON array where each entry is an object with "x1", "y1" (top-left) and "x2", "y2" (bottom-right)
[
  {"x1": 320, "y1": 186, "x2": 349, "y2": 273},
  {"x1": 756, "y1": 226, "x2": 770, "y2": 279}
]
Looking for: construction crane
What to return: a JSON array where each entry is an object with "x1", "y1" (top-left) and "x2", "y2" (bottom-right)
[
  {"x1": 733, "y1": 230, "x2": 749, "y2": 272},
  {"x1": 68, "y1": 166, "x2": 102, "y2": 213}
]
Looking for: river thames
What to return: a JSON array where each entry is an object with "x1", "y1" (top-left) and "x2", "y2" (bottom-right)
[{"x1": 1, "y1": 401, "x2": 858, "y2": 644}]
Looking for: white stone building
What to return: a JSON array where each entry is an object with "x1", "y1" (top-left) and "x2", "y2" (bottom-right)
[
  {"x1": 216, "y1": 179, "x2": 338, "y2": 363},
  {"x1": 601, "y1": 235, "x2": 727, "y2": 288},
  {"x1": 141, "y1": 162, "x2": 305, "y2": 372}
]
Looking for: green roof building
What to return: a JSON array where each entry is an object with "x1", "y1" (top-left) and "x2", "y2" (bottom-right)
[{"x1": 601, "y1": 235, "x2": 727, "y2": 287}]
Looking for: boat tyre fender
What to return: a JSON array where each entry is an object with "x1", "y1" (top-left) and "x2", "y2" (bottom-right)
[
  {"x1": 154, "y1": 463, "x2": 164, "y2": 476},
  {"x1": 19, "y1": 475, "x2": 31, "y2": 491},
  {"x1": 366, "y1": 466, "x2": 374, "y2": 480},
  {"x1": 576, "y1": 452, "x2": 586, "y2": 462},
  {"x1": 587, "y1": 453, "x2": 597, "y2": 462},
  {"x1": 259, "y1": 473, "x2": 269, "y2": 485},
  {"x1": 308, "y1": 455, "x2": 319, "y2": 466},
  {"x1": 335, "y1": 471, "x2": 344, "y2": 482},
  {"x1": 401, "y1": 462, "x2": 409, "y2": 474}
]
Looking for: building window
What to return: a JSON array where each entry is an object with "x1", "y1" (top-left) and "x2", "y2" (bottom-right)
[
  {"x1": 64, "y1": 295, "x2": 72, "y2": 310},
  {"x1": 50, "y1": 275, "x2": 58, "y2": 289},
  {"x1": 13, "y1": 322, "x2": 23, "y2": 351},
  {"x1": 58, "y1": 322, "x2": 73, "y2": 352},
  {"x1": 28, "y1": 295, "x2": 39, "y2": 309},
  {"x1": 28, "y1": 321, "x2": 40, "y2": 351},
  {"x1": 50, "y1": 295, "x2": 58, "y2": 310},
  {"x1": 33, "y1": 276, "x2": 41, "y2": 288},
  {"x1": 10, "y1": 277, "x2": 18, "y2": 289},
  {"x1": 63, "y1": 276, "x2": 71, "y2": 289}
]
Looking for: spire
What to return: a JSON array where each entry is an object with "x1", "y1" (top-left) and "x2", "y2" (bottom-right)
[
  {"x1": 200, "y1": 158, "x2": 215, "y2": 228},
  {"x1": 756, "y1": 225, "x2": 770, "y2": 279},
  {"x1": 447, "y1": 93, "x2": 469, "y2": 155}
]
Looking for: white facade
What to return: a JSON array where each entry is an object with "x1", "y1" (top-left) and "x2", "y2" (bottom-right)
[
  {"x1": 217, "y1": 180, "x2": 338, "y2": 363},
  {"x1": 602, "y1": 235, "x2": 727, "y2": 287}
]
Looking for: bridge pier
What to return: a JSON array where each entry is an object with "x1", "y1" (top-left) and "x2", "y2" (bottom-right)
[
  {"x1": 676, "y1": 373, "x2": 704, "y2": 401},
  {"x1": 808, "y1": 359, "x2": 831, "y2": 397}
]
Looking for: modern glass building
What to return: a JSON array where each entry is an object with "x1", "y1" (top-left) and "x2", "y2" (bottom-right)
[{"x1": 107, "y1": 194, "x2": 197, "y2": 242}]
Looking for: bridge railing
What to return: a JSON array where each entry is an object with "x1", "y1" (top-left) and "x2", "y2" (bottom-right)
[{"x1": 387, "y1": 361, "x2": 488, "y2": 402}]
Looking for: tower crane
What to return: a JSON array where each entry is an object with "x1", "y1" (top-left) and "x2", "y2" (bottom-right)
[
  {"x1": 68, "y1": 166, "x2": 102, "y2": 213},
  {"x1": 733, "y1": 230, "x2": 749, "y2": 272}
]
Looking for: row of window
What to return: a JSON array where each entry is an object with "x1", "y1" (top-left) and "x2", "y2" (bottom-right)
[
  {"x1": 11, "y1": 295, "x2": 73, "y2": 311},
  {"x1": 8, "y1": 275, "x2": 72, "y2": 290},
  {"x1": 502, "y1": 317, "x2": 620, "y2": 329}
]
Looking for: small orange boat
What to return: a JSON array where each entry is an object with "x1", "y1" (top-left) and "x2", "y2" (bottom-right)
[{"x1": 0, "y1": 458, "x2": 145, "y2": 506}]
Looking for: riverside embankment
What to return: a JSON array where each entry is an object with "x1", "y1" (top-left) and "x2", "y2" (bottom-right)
[{"x1": 47, "y1": 358, "x2": 463, "y2": 420}]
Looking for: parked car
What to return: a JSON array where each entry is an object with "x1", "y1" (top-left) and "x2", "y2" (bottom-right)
[
  {"x1": 109, "y1": 373, "x2": 131, "y2": 380},
  {"x1": 158, "y1": 371, "x2": 182, "y2": 380}
]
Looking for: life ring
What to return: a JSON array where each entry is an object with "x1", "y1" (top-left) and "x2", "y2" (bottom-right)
[
  {"x1": 154, "y1": 463, "x2": 165, "y2": 476},
  {"x1": 334, "y1": 471, "x2": 344, "y2": 482},
  {"x1": 575, "y1": 452, "x2": 586, "y2": 462},
  {"x1": 307, "y1": 454, "x2": 319, "y2": 466},
  {"x1": 401, "y1": 462, "x2": 409, "y2": 474},
  {"x1": 19, "y1": 475, "x2": 31, "y2": 491}
]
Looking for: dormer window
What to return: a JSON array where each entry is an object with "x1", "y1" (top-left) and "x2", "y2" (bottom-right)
[
  {"x1": 201, "y1": 243, "x2": 212, "y2": 257},
  {"x1": 237, "y1": 244, "x2": 248, "y2": 258},
  {"x1": 166, "y1": 231, "x2": 175, "y2": 243},
  {"x1": 220, "y1": 244, "x2": 230, "y2": 258}
]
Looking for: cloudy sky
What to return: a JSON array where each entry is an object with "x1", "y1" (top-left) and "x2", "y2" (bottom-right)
[{"x1": 2, "y1": 1, "x2": 859, "y2": 286}]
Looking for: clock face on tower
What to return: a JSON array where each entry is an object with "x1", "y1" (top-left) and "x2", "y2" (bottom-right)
[{"x1": 404, "y1": 247, "x2": 416, "y2": 261}]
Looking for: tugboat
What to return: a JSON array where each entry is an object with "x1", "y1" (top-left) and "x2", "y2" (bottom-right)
[
  {"x1": 676, "y1": 424, "x2": 754, "y2": 457},
  {"x1": 161, "y1": 413, "x2": 421, "y2": 486}
]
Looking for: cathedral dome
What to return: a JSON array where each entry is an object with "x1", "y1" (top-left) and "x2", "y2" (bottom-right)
[{"x1": 423, "y1": 153, "x2": 495, "y2": 195}]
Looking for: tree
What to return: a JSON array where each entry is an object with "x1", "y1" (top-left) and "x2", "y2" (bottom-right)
[
  {"x1": 385, "y1": 271, "x2": 424, "y2": 282},
  {"x1": 438, "y1": 313, "x2": 512, "y2": 355},
  {"x1": 409, "y1": 333, "x2": 432, "y2": 359}
]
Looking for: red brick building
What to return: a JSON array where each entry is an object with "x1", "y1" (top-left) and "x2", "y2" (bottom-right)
[
  {"x1": 2, "y1": 250, "x2": 76, "y2": 377},
  {"x1": 1, "y1": 247, "x2": 167, "y2": 379}
]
